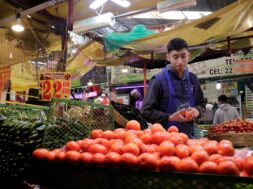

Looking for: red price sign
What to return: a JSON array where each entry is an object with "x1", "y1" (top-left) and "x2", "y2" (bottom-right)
[
  {"x1": 39, "y1": 72, "x2": 71, "y2": 101},
  {"x1": 0, "y1": 66, "x2": 11, "y2": 94}
]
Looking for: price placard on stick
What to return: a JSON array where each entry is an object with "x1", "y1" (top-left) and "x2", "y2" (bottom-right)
[{"x1": 39, "y1": 72, "x2": 71, "y2": 101}]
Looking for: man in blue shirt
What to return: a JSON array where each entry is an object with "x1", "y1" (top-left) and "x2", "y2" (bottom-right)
[{"x1": 141, "y1": 38, "x2": 205, "y2": 138}]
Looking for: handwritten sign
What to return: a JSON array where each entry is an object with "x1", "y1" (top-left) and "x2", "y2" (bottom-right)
[
  {"x1": 39, "y1": 72, "x2": 71, "y2": 101},
  {"x1": 0, "y1": 66, "x2": 11, "y2": 94}
]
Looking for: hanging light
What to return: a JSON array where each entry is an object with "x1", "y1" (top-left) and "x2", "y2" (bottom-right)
[
  {"x1": 11, "y1": 12, "x2": 24, "y2": 32},
  {"x1": 89, "y1": 0, "x2": 108, "y2": 9},
  {"x1": 110, "y1": 0, "x2": 130, "y2": 8},
  {"x1": 216, "y1": 83, "x2": 221, "y2": 90}
]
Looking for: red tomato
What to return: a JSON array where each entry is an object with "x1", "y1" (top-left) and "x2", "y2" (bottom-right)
[
  {"x1": 125, "y1": 137, "x2": 143, "y2": 148},
  {"x1": 122, "y1": 143, "x2": 140, "y2": 156},
  {"x1": 65, "y1": 141, "x2": 81, "y2": 152},
  {"x1": 188, "y1": 145, "x2": 204, "y2": 155},
  {"x1": 141, "y1": 144, "x2": 158, "y2": 153},
  {"x1": 203, "y1": 142, "x2": 218, "y2": 155},
  {"x1": 219, "y1": 140, "x2": 232, "y2": 146},
  {"x1": 199, "y1": 161, "x2": 218, "y2": 174},
  {"x1": 91, "y1": 129, "x2": 103, "y2": 139},
  {"x1": 150, "y1": 123, "x2": 165, "y2": 133},
  {"x1": 114, "y1": 129, "x2": 126, "y2": 140},
  {"x1": 126, "y1": 120, "x2": 141, "y2": 130},
  {"x1": 209, "y1": 154, "x2": 222, "y2": 164},
  {"x1": 178, "y1": 158, "x2": 199, "y2": 173},
  {"x1": 187, "y1": 139, "x2": 200, "y2": 146},
  {"x1": 244, "y1": 156, "x2": 253, "y2": 176},
  {"x1": 141, "y1": 133, "x2": 153, "y2": 144},
  {"x1": 105, "y1": 152, "x2": 121, "y2": 166},
  {"x1": 55, "y1": 151, "x2": 66, "y2": 161},
  {"x1": 102, "y1": 130, "x2": 115, "y2": 140},
  {"x1": 110, "y1": 142, "x2": 124, "y2": 154},
  {"x1": 159, "y1": 156, "x2": 180, "y2": 172},
  {"x1": 175, "y1": 144, "x2": 189, "y2": 159},
  {"x1": 95, "y1": 138, "x2": 112, "y2": 150},
  {"x1": 120, "y1": 153, "x2": 138, "y2": 167},
  {"x1": 138, "y1": 153, "x2": 158, "y2": 171},
  {"x1": 76, "y1": 140, "x2": 84, "y2": 146},
  {"x1": 217, "y1": 143, "x2": 234, "y2": 157},
  {"x1": 191, "y1": 150, "x2": 209, "y2": 165},
  {"x1": 157, "y1": 141, "x2": 175, "y2": 157},
  {"x1": 143, "y1": 129, "x2": 152, "y2": 135},
  {"x1": 88, "y1": 144, "x2": 107, "y2": 154},
  {"x1": 79, "y1": 152, "x2": 93, "y2": 164},
  {"x1": 234, "y1": 158, "x2": 244, "y2": 171},
  {"x1": 168, "y1": 134, "x2": 184, "y2": 146},
  {"x1": 152, "y1": 131, "x2": 169, "y2": 145},
  {"x1": 33, "y1": 148, "x2": 49, "y2": 160},
  {"x1": 45, "y1": 151, "x2": 56, "y2": 161},
  {"x1": 240, "y1": 171, "x2": 249, "y2": 177},
  {"x1": 92, "y1": 153, "x2": 106, "y2": 165},
  {"x1": 178, "y1": 133, "x2": 189, "y2": 144},
  {"x1": 218, "y1": 160, "x2": 239, "y2": 175},
  {"x1": 80, "y1": 139, "x2": 96, "y2": 152},
  {"x1": 167, "y1": 126, "x2": 179, "y2": 133},
  {"x1": 135, "y1": 130, "x2": 144, "y2": 138},
  {"x1": 65, "y1": 151, "x2": 80, "y2": 162}
]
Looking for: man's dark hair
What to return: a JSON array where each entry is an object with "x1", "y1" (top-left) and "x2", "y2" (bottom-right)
[
  {"x1": 167, "y1": 38, "x2": 188, "y2": 53},
  {"x1": 218, "y1": 95, "x2": 228, "y2": 103}
]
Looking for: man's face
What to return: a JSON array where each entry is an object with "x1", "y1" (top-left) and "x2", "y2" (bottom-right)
[{"x1": 166, "y1": 48, "x2": 190, "y2": 73}]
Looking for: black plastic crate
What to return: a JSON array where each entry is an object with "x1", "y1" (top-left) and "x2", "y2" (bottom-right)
[{"x1": 29, "y1": 160, "x2": 253, "y2": 189}]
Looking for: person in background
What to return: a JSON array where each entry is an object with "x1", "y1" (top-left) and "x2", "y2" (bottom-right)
[
  {"x1": 141, "y1": 38, "x2": 206, "y2": 138},
  {"x1": 130, "y1": 88, "x2": 143, "y2": 109},
  {"x1": 213, "y1": 95, "x2": 240, "y2": 125}
]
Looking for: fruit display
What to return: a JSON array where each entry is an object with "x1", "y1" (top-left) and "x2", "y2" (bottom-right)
[
  {"x1": 33, "y1": 120, "x2": 253, "y2": 177},
  {"x1": 209, "y1": 119, "x2": 253, "y2": 135},
  {"x1": 0, "y1": 106, "x2": 89, "y2": 180}
]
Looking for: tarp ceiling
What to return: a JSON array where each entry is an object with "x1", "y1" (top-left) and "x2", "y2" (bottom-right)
[
  {"x1": 119, "y1": 0, "x2": 253, "y2": 53},
  {"x1": 46, "y1": 0, "x2": 161, "y2": 22}
]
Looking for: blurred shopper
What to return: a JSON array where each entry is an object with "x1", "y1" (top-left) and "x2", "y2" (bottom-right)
[
  {"x1": 141, "y1": 38, "x2": 206, "y2": 138},
  {"x1": 213, "y1": 95, "x2": 240, "y2": 125}
]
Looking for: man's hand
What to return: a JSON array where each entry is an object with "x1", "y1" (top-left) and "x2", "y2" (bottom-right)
[
  {"x1": 186, "y1": 107, "x2": 200, "y2": 119},
  {"x1": 168, "y1": 109, "x2": 190, "y2": 122},
  {"x1": 168, "y1": 108, "x2": 200, "y2": 122}
]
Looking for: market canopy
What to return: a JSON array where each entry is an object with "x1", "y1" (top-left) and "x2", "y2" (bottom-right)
[{"x1": 120, "y1": 0, "x2": 253, "y2": 54}]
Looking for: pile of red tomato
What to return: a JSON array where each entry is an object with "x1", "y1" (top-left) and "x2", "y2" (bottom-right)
[
  {"x1": 209, "y1": 119, "x2": 253, "y2": 135},
  {"x1": 33, "y1": 120, "x2": 253, "y2": 177}
]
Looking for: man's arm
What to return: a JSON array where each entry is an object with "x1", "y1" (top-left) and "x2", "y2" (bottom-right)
[{"x1": 141, "y1": 77, "x2": 170, "y2": 124}]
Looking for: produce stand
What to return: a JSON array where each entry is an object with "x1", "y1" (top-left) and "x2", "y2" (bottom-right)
[
  {"x1": 43, "y1": 98, "x2": 115, "y2": 149},
  {"x1": 29, "y1": 160, "x2": 253, "y2": 189},
  {"x1": 0, "y1": 104, "x2": 48, "y2": 188}
]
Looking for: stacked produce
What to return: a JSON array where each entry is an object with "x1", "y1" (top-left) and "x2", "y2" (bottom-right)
[
  {"x1": 0, "y1": 109, "x2": 46, "y2": 178},
  {"x1": 33, "y1": 120, "x2": 253, "y2": 177},
  {"x1": 42, "y1": 116, "x2": 89, "y2": 149},
  {"x1": 0, "y1": 106, "x2": 90, "y2": 180},
  {"x1": 209, "y1": 119, "x2": 253, "y2": 135}
]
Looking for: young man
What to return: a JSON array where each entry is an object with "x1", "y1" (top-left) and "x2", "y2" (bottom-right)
[
  {"x1": 141, "y1": 38, "x2": 206, "y2": 138},
  {"x1": 213, "y1": 95, "x2": 239, "y2": 125}
]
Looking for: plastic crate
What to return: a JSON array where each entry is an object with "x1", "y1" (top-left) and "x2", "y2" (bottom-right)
[{"x1": 29, "y1": 160, "x2": 253, "y2": 189}]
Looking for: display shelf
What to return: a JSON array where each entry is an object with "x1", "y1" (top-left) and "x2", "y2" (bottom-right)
[{"x1": 28, "y1": 160, "x2": 253, "y2": 189}]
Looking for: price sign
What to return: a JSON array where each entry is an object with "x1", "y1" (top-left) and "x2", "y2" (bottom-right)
[
  {"x1": 39, "y1": 72, "x2": 71, "y2": 101},
  {"x1": 0, "y1": 66, "x2": 11, "y2": 94}
]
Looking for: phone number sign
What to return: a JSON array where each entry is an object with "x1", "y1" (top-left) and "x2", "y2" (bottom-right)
[{"x1": 39, "y1": 72, "x2": 71, "y2": 101}]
